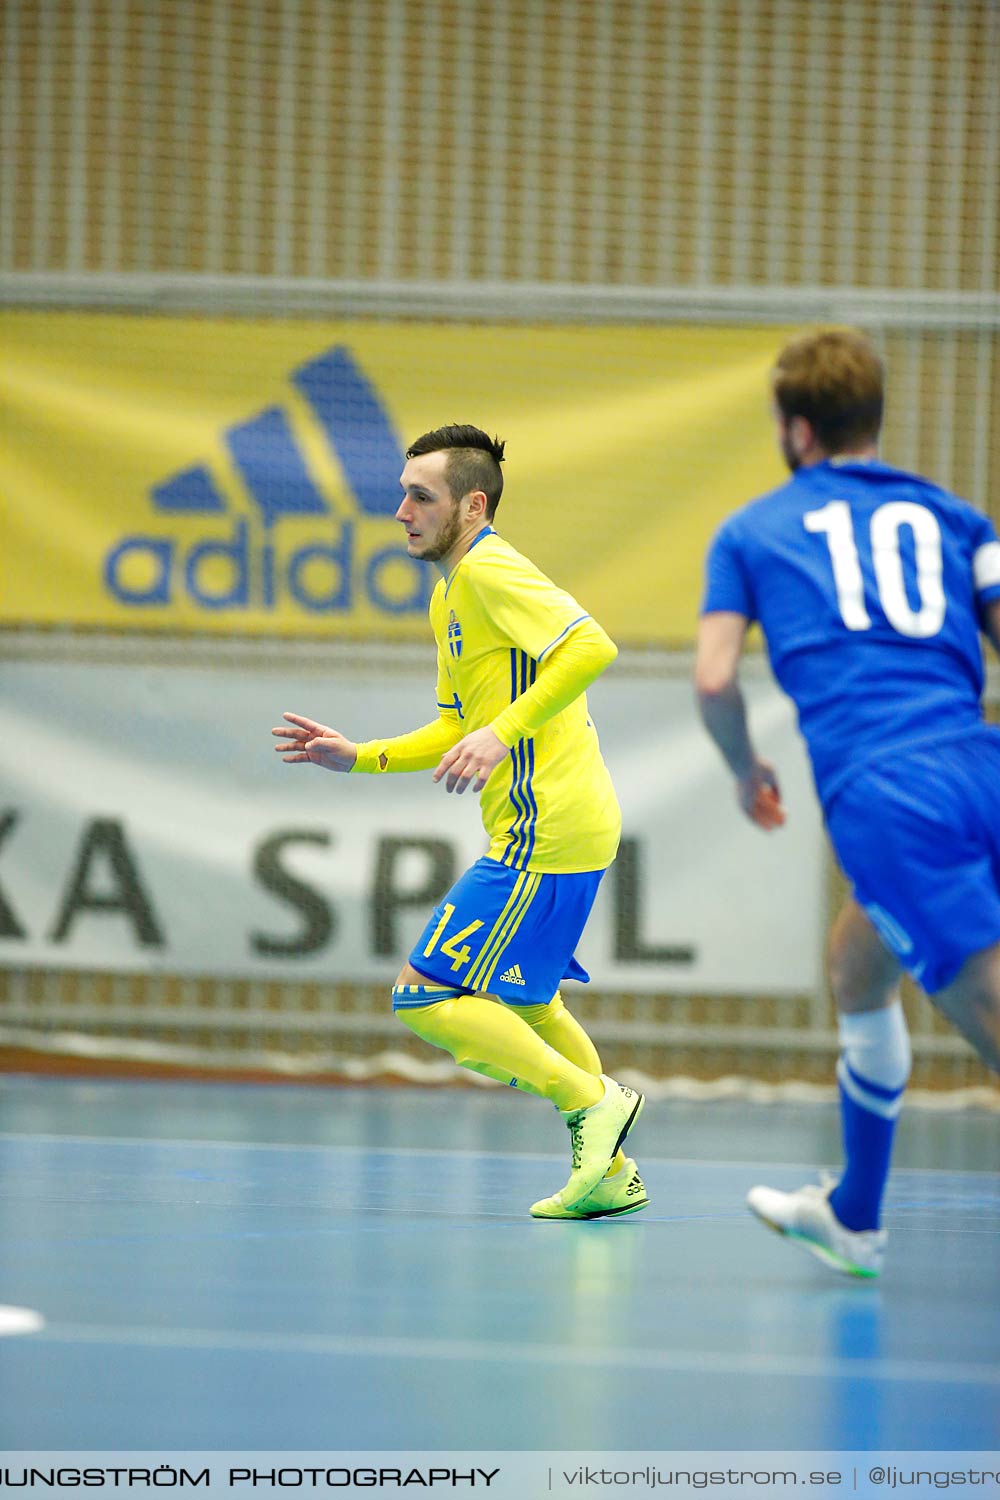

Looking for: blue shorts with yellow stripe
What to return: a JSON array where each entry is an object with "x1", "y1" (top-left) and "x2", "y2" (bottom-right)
[{"x1": 398, "y1": 856, "x2": 606, "y2": 1007}]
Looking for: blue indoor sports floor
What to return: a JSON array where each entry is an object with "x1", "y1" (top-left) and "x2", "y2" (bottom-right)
[{"x1": 0, "y1": 1075, "x2": 997, "y2": 1451}]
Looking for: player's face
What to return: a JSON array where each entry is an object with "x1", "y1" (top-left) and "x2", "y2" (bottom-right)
[{"x1": 397, "y1": 452, "x2": 464, "y2": 563}]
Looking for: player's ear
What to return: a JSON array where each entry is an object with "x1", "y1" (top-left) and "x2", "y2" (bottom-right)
[
  {"x1": 788, "y1": 415, "x2": 813, "y2": 459},
  {"x1": 464, "y1": 489, "x2": 489, "y2": 521}
]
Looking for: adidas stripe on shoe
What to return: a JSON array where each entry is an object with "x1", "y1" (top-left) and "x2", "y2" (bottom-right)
[{"x1": 530, "y1": 1157, "x2": 649, "y2": 1220}]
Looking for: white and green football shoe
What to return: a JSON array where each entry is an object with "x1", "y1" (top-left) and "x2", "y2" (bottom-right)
[{"x1": 747, "y1": 1179, "x2": 887, "y2": 1278}]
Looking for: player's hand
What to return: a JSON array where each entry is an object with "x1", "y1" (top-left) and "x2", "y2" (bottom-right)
[
  {"x1": 272, "y1": 711, "x2": 357, "y2": 772},
  {"x1": 736, "y1": 760, "x2": 786, "y2": 830},
  {"x1": 432, "y1": 727, "x2": 508, "y2": 794}
]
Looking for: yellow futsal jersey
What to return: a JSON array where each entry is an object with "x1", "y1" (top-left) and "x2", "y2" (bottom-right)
[{"x1": 431, "y1": 526, "x2": 621, "y2": 873}]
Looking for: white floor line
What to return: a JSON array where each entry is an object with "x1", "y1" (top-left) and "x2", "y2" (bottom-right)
[
  {"x1": 31, "y1": 1322, "x2": 1000, "y2": 1386},
  {"x1": 1, "y1": 1133, "x2": 997, "y2": 1178}
]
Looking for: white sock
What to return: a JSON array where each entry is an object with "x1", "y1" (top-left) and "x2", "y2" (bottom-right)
[{"x1": 837, "y1": 998, "x2": 911, "y2": 1119}]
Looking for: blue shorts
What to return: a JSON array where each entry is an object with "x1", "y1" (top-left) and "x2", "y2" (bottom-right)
[
  {"x1": 826, "y1": 728, "x2": 1000, "y2": 993},
  {"x1": 400, "y1": 856, "x2": 606, "y2": 1007}
]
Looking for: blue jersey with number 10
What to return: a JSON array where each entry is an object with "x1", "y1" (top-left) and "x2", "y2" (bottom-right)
[{"x1": 701, "y1": 458, "x2": 1000, "y2": 807}]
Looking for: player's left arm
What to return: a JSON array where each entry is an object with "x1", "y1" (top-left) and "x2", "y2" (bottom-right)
[
  {"x1": 433, "y1": 618, "x2": 617, "y2": 795},
  {"x1": 694, "y1": 612, "x2": 785, "y2": 831}
]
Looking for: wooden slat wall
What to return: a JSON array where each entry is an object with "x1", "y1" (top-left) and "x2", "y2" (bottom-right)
[{"x1": 3, "y1": 0, "x2": 997, "y2": 290}]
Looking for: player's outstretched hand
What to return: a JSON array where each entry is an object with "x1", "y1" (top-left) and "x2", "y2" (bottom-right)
[
  {"x1": 736, "y1": 759, "x2": 786, "y2": 830},
  {"x1": 433, "y1": 727, "x2": 508, "y2": 794},
  {"x1": 272, "y1": 711, "x2": 357, "y2": 772}
]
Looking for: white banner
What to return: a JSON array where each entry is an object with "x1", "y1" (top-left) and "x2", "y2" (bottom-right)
[{"x1": 0, "y1": 655, "x2": 824, "y2": 994}]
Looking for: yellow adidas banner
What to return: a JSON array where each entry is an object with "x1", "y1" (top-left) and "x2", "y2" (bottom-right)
[{"x1": 0, "y1": 313, "x2": 791, "y2": 642}]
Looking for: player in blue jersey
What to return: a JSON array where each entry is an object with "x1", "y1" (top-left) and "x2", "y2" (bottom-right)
[
  {"x1": 696, "y1": 328, "x2": 1000, "y2": 1277},
  {"x1": 274, "y1": 425, "x2": 645, "y2": 1218}
]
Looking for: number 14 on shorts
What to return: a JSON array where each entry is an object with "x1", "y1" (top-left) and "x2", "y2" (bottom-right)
[{"x1": 423, "y1": 903, "x2": 485, "y2": 972}]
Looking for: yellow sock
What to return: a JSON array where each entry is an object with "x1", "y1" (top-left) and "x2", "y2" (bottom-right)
[
  {"x1": 397, "y1": 994, "x2": 604, "y2": 1111},
  {"x1": 510, "y1": 990, "x2": 627, "y2": 1176},
  {"x1": 513, "y1": 990, "x2": 602, "y2": 1073}
]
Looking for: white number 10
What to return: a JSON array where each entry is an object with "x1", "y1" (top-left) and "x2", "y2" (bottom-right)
[{"x1": 804, "y1": 500, "x2": 946, "y2": 639}]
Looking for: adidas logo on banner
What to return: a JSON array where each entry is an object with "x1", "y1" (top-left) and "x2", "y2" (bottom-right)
[
  {"x1": 498, "y1": 964, "x2": 526, "y2": 985},
  {"x1": 103, "y1": 345, "x2": 433, "y2": 619}
]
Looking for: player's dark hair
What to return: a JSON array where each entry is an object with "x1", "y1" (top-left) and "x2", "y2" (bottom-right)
[
  {"x1": 772, "y1": 328, "x2": 884, "y2": 453},
  {"x1": 405, "y1": 424, "x2": 506, "y2": 518}
]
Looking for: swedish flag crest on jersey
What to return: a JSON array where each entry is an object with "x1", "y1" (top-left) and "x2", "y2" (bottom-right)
[{"x1": 447, "y1": 610, "x2": 463, "y2": 658}]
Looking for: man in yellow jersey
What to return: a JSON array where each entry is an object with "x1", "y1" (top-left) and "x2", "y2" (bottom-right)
[{"x1": 273, "y1": 424, "x2": 646, "y2": 1218}]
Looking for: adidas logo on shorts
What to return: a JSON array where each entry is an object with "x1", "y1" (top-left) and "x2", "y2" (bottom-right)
[{"x1": 498, "y1": 963, "x2": 526, "y2": 985}]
